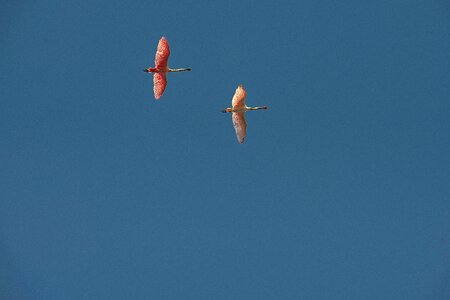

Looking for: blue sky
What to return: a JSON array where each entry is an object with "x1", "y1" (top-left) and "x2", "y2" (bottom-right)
[{"x1": 1, "y1": 1, "x2": 449, "y2": 299}]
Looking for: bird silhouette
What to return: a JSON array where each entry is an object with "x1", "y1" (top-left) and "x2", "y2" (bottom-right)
[
  {"x1": 222, "y1": 85, "x2": 268, "y2": 143},
  {"x1": 144, "y1": 37, "x2": 191, "y2": 99}
]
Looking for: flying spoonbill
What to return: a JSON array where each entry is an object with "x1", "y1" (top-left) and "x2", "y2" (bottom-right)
[
  {"x1": 222, "y1": 85, "x2": 268, "y2": 144},
  {"x1": 144, "y1": 36, "x2": 191, "y2": 99}
]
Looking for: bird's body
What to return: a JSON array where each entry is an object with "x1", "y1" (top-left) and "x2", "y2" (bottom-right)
[
  {"x1": 222, "y1": 85, "x2": 268, "y2": 143},
  {"x1": 144, "y1": 37, "x2": 191, "y2": 99}
]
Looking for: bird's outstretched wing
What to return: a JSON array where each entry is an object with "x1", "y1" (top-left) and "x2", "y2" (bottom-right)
[
  {"x1": 153, "y1": 72, "x2": 167, "y2": 99},
  {"x1": 232, "y1": 85, "x2": 247, "y2": 109},
  {"x1": 154, "y1": 37, "x2": 170, "y2": 69},
  {"x1": 232, "y1": 112, "x2": 247, "y2": 144}
]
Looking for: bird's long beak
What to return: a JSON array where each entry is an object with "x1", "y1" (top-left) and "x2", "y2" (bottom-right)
[{"x1": 143, "y1": 69, "x2": 149, "y2": 73}]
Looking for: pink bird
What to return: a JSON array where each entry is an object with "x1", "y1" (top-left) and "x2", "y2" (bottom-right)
[
  {"x1": 222, "y1": 85, "x2": 268, "y2": 144},
  {"x1": 144, "y1": 36, "x2": 191, "y2": 99}
]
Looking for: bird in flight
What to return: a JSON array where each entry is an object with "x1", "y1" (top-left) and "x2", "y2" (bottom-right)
[
  {"x1": 222, "y1": 85, "x2": 268, "y2": 144},
  {"x1": 144, "y1": 36, "x2": 191, "y2": 99}
]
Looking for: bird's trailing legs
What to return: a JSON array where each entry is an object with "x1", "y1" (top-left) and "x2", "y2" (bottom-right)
[
  {"x1": 168, "y1": 68, "x2": 191, "y2": 72},
  {"x1": 143, "y1": 67, "x2": 191, "y2": 73},
  {"x1": 221, "y1": 106, "x2": 269, "y2": 113}
]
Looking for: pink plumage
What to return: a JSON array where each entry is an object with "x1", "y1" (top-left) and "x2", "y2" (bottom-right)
[
  {"x1": 154, "y1": 37, "x2": 170, "y2": 71},
  {"x1": 221, "y1": 85, "x2": 268, "y2": 144},
  {"x1": 144, "y1": 36, "x2": 191, "y2": 100},
  {"x1": 232, "y1": 112, "x2": 247, "y2": 144},
  {"x1": 232, "y1": 85, "x2": 247, "y2": 109},
  {"x1": 153, "y1": 72, "x2": 167, "y2": 100}
]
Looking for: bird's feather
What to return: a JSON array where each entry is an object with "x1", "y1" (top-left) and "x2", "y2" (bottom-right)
[
  {"x1": 232, "y1": 111, "x2": 247, "y2": 144},
  {"x1": 232, "y1": 85, "x2": 247, "y2": 109},
  {"x1": 154, "y1": 37, "x2": 170, "y2": 70},
  {"x1": 153, "y1": 72, "x2": 167, "y2": 99}
]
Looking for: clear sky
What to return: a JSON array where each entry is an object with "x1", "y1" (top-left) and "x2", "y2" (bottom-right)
[{"x1": 1, "y1": 1, "x2": 449, "y2": 299}]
